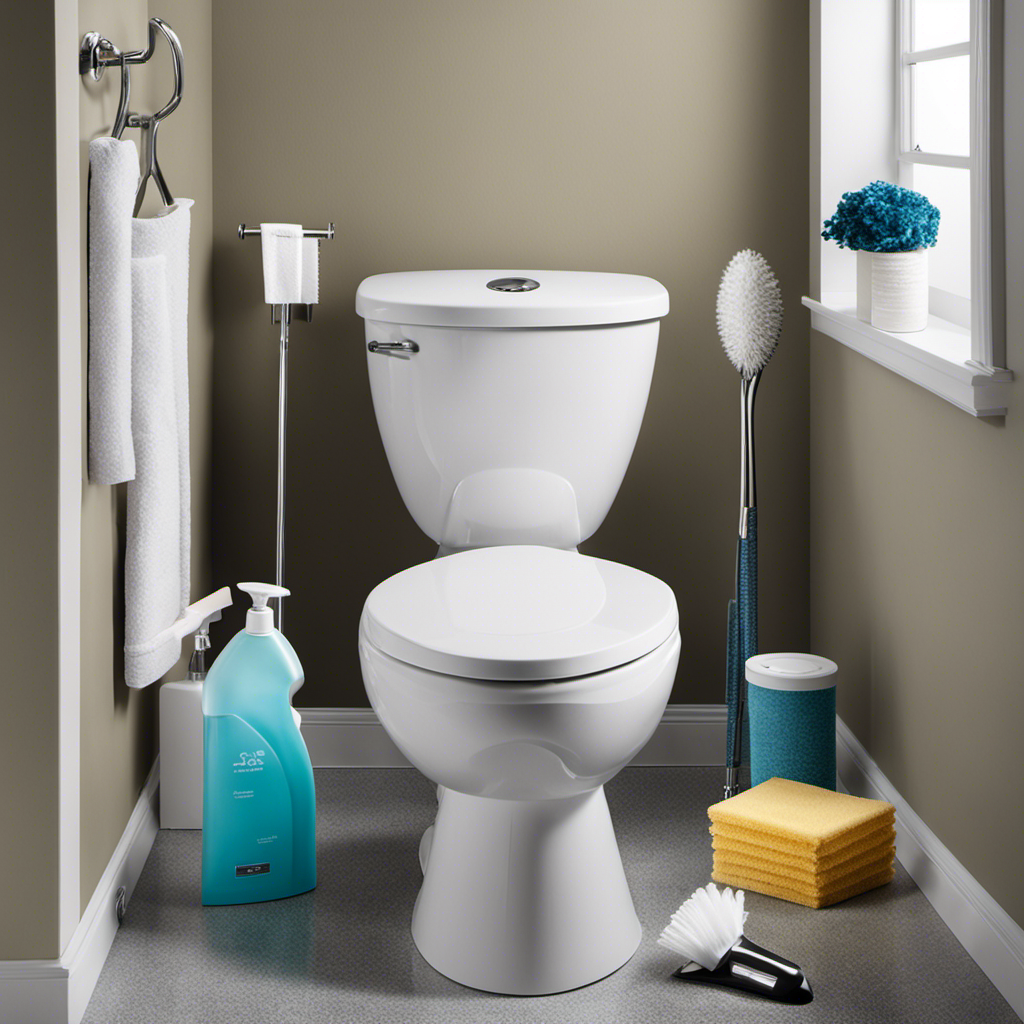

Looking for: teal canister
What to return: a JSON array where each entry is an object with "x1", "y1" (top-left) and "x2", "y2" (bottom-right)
[{"x1": 746, "y1": 653, "x2": 838, "y2": 791}]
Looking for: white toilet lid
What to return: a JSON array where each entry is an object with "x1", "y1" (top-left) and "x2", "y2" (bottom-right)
[{"x1": 362, "y1": 546, "x2": 678, "y2": 681}]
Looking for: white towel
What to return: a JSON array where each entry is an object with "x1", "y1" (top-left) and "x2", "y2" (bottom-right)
[
  {"x1": 260, "y1": 223, "x2": 319, "y2": 304},
  {"x1": 124, "y1": 200, "x2": 193, "y2": 688},
  {"x1": 88, "y1": 138, "x2": 139, "y2": 484}
]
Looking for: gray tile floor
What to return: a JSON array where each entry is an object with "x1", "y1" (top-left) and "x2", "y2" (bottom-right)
[{"x1": 84, "y1": 767, "x2": 1019, "y2": 1024}]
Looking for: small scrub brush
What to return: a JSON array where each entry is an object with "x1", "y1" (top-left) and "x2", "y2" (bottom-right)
[
  {"x1": 717, "y1": 250, "x2": 784, "y2": 799},
  {"x1": 658, "y1": 883, "x2": 812, "y2": 1004}
]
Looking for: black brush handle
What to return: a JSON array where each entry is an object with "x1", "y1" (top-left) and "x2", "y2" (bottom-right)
[{"x1": 672, "y1": 935, "x2": 813, "y2": 1005}]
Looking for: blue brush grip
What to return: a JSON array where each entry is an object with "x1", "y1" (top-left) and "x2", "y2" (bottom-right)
[
  {"x1": 725, "y1": 598, "x2": 738, "y2": 765},
  {"x1": 737, "y1": 508, "x2": 758, "y2": 768}
]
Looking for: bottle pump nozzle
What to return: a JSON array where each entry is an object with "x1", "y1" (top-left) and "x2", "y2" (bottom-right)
[
  {"x1": 188, "y1": 629, "x2": 213, "y2": 681},
  {"x1": 238, "y1": 582, "x2": 290, "y2": 635}
]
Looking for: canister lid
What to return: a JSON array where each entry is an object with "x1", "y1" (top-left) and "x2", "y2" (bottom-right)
[{"x1": 745, "y1": 653, "x2": 838, "y2": 691}]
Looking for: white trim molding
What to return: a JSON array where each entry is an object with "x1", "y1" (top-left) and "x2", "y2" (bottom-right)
[
  {"x1": 300, "y1": 704, "x2": 727, "y2": 769},
  {"x1": 0, "y1": 760, "x2": 160, "y2": 1024},
  {"x1": 804, "y1": 294, "x2": 1013, "y2": 416},
  {"x1": 55, "y1": 0, "x2": 82, "y2": 950},
  {"x1": 837, "y1": 718, "x2": 1024, "y2": 1021},
  {"x1": 300, "y1": 708, "x2": 410, "y2": 767},
  {"x1": 969, "y1": 0, "x2": 1004, "y2": 369}
]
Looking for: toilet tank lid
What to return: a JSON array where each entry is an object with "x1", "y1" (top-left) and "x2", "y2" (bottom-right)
[{"x1": 355, "y1": 270, "x2": 669, "y2": 328}]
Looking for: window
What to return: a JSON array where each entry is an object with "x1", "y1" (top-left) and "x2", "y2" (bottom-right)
[
  {"x1": 805, "y1": 0, "x2": 1008, "y2": 417},
  {"x1": 898, "y1": 0, "x2": 971, "y2": 329}
]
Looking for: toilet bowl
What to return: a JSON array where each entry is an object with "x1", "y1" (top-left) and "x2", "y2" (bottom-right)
[
  {"x1": 359, "y1": 545, "x2": 680, "y2": 994},
  {"x1": 356, "y1": 269, "x2": 676, "y2": 994}
]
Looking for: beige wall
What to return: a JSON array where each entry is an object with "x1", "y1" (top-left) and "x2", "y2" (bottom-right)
[
  {"x1": 809, "y1": 6, "x2": 1024, "y2": 927},
  {"x1": 0, "y1": 3, "x2": 61, "y2": 963},
  {"x1": 210, "y1": 0, "x2": 811, "y2": 707},
  {"x1": 78, "y1": 0, "x2": 214, "y2": 911}
]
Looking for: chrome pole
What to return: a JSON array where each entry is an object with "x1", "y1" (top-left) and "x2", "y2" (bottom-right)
[
  {"x1": 274, "y1": 305, "x2": 290, "y2": 632},
  {"x1": 236, "y1": 222, "x2": 334, "y2": 632}
]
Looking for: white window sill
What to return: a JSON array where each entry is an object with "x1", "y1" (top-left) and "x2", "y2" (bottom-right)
[{"x1": 802, "y1": 293, "x2": 1012, "y2": 417}]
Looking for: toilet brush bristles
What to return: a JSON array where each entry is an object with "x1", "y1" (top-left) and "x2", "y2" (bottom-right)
[
  {"x1": 657, "y1": 882, "x2": 748, "y2": 971},
  {"x1": 716, "y1": 249, "x2": 784, "y2": 379},
  {"x1": 658, "y1": 882, "x2": 814, "y2": 1005}
]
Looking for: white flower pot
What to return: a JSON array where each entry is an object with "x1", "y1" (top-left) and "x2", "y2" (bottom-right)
[{"x1": 870, "y1": 249, "x2": 928, "y2": 333}]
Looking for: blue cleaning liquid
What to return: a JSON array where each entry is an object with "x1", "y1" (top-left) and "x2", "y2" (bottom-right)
[{"x1": 201, "y1": 622, "x2": 316, "y2": 905}]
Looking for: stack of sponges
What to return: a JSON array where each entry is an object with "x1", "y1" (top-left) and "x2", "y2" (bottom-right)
[{"x1": 708, "y1": 777, "x2": 896, "y2": 908}]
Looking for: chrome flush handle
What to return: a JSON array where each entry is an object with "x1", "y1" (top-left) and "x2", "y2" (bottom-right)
[{"x1": 367, "y1": 340, "x2": 419, "y2": 358}]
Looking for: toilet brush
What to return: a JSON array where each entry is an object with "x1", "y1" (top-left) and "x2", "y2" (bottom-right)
[
  {"x1": 716, "y1": 251, "x2": 784, "y2": 799},
  {"x1": 658, "y1": 883, "x2": 812, "y2": 1004}
]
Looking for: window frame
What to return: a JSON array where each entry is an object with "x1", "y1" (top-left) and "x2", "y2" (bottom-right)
[
  {"x1": 804, "y1": 0, "x2": 1009, "y2": 418},
  {"x1": 896, "y1": 0, "x2": 1000, "y2": 368}
]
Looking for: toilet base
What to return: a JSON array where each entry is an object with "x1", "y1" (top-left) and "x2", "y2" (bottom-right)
[{"x1": 411, "y1": 785, "x2": 641, "y2": 995}]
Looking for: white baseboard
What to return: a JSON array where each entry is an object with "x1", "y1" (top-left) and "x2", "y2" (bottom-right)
[
  {"x1": 300, "y1": 704, "x2": 727, "y2": 768},
  {"x1": 0, "y1": 758, "x2": 160, "y2": 1024},
  {"x1": 837, "y1": 717, "x2": 1024, "y2": 1022},
  {"x1": 300, "y1": 708, "x2": 410, "y2": 767},
  {"x1": 632, "y1": 704, "x2": 726, "y2": 765}
]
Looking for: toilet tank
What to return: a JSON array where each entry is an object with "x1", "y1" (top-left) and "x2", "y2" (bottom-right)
[{"x1": 356, "y1": 270, "x2": 669, "y2": 551}]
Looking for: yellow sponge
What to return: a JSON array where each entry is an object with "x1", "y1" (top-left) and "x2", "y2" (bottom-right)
[
  {"x1": 708, "y1": 777, "x2": 895, "y2": 857},
  {"x1": 713, "y1": 843, "x2": 895, "y2": 888},
  {"x1": 713, "y1": 847, "x2": 895, "y2": 896},
  {"x1": 711, "y1": 823, "x2": 896, "y2": 871},
  {"x1": 712, "y1": 863, "x2": 895, "y2": 909}
]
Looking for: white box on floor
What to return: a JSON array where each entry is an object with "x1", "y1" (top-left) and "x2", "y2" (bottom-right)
[{"x1": 159, "y1": 678, "x2": 204, "y2": 829}]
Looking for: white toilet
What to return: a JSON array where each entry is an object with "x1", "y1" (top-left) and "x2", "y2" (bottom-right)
[{"x1": 355, "y1": 270, "x2": 680, "y2": 995}]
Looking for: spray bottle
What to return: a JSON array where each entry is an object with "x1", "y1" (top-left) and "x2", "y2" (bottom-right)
[{"x1": 201, "y1": 582, "x2": 316, "y2": 905}]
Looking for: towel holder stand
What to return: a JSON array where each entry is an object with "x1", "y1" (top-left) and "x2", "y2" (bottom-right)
[{"x1": 237, "y1": 222, "x2": 335, "y2": 632}]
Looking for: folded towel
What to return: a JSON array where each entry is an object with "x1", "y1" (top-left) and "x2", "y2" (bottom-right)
[
  {"x1": 708, "y1": 777, "x2": 895, "y2": 857},
  {"x1": 710, "y1": 823, "x2": 896, "y2": 868},
  {"x1": 124, "y1": 200, "x2": 193, "y2": 688},
  {"x1": 713, "y1": 847, "x2": 896, "y2": 893},
  {"x1": 260, "y1": 223, "x2": 319, "y2": 304},
  {"x1": 88, "y1": 137, "x2": 139, "y2": 484},
  {"x1": 711, "y1": 864, "x2": 895, "y2": 909}
]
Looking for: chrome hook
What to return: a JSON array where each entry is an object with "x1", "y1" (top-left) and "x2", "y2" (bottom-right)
[
  {"x1": 80, "y1": 18, "x2": 184, "y2": 204},
  {"x1": 127, "y1": 19, "x2": 185, "y2": 212},
  {"x1": 111, "y1": 50, "x2": 132, "y2": 140}
]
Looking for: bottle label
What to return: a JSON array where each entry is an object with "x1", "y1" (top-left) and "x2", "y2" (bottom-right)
[
  {"x1": 203, "y1": 714, "x2": 293, "y2": 902},
  {"x1": 235, "y1": 862, "x2": 271, "y2": 877}
]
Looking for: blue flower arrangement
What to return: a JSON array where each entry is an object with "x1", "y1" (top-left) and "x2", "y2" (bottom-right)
[{"x1": 822, "y1": 180, "x2": 940, "y2": 252}]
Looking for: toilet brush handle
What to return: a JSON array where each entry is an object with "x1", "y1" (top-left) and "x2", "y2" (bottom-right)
[
  {"x1": 733, "y1": 507, "x2": 757, "y2": 783},
  {"x1": 724, "y1": 598, "x2": 739, "y2": 794}
]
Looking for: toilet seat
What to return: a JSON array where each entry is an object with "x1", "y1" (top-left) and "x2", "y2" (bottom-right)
[{"x1": 362, "y1": 545, "x2": 678, "y2": 681}]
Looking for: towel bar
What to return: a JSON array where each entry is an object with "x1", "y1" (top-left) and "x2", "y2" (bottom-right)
[{"x1": 238, "y1": 224, "x2": 336, "y2": 240}]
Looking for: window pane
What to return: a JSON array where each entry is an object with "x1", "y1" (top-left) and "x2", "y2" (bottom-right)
[
  {"x1": 912, "y1": 54, "x2": 970, "y2": 156},
  {"x1": 909, "y1": 163, "x2": 971, "y2": 299},
  {"x1": 913, "y1": 0, "x2": 970, "y2": 51}
]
